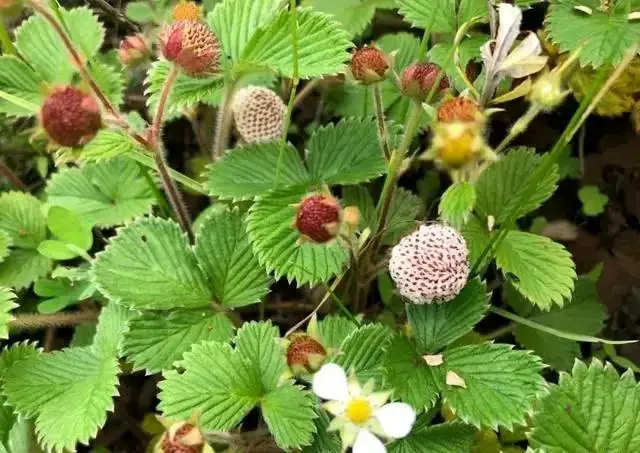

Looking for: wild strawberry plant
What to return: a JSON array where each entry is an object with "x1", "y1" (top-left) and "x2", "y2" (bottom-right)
[{"x1": 0, "y1": 0, "x2": 637, "y2": 452}]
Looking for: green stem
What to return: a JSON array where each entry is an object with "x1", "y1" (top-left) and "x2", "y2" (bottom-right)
[
  {"x1": 128, "y1": 153, "x2": 206, "y2": 194},
  {"x1": 212, "y1": 78, "x2": 236, "y2": 159},
  {"x1": 322, "y1": 283, "x2": 361, "y2": 326},
  {"x1": 481, "y1": 323, "x2": 514, "y2": 341},
  {"x1": 372, "y1": 84, "x2": 391, "y2": 158},
  {"x1": 0, "y1": 19, "x2": 16, "y2": 56},
  {"x1": 494, "y1": 105, "x2": 541, "y2": 154},
  {"x1": 137, "y1": 163, "x2": 172, "y2": 218}
]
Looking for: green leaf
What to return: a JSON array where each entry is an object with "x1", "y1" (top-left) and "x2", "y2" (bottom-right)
[
  {"x1": 317, "y1": 315, "x2": 358, "y2": 349},
  {"x1": 407, "y1": 278, "x2": 489, "y2": 353},
  {"x1": 578, "y1": 185, "x2": 608, "y2": 216},
  {"x1": 261, "y1": 385, "x2": 317, "y2": 449},
  {"x1": 209, "y1": 0, "x2": 286, "y2": 61},
  {"x1": 0, "y1": 249, "x2": 52, "y2": 290},
  {"x1": 80, "y1": 130, "x2": 146, "y2": 163},
  {"x1": 126, "y1": 1, "x2": 158, "y2": 23},
  {"x1": 530, "y1": 360, "x2": 640, "y2": 453},
  {"x1": 388, "y1": 422, "x2": 476, "y2": 453},
  {"x1": 207, "y1": 142, "x2": 310, "y2": 200},
  {"x1": 15, "y1": 7, "x2": 104, "y2": 83},
  {"x1": 306, "y1": 118, "x2": 386, "y2": 185},
  {"x1": 383, "y1": 334, "x2": 444, "y2": 410},
  {"x1": 442, "y1": 343, "x2": 545, "y2": 429},
  {"x1": 123, "y1": 310, "x2": 234, "y2": 373},
  {"x1": 0, "y1": 342, "x2": 41, "y2": 376},
  {"x1": 3, "y1": 347, "x2": 119, "y2": 453},
  {"x1": 246, "y1": 185, "x2": 349, "y2": 286},
  {"x1": 333, "y1": 324, "x2": 393, "y2": 384},
  {"x1": 439, "y1": 182, "x2": 476, "y2": 229},
  {"x1": 159, "y1": 341, "x2": 261, "y2": 430},
  {"x1": 384, "y1": 188, "x2": 421, "y2": 245},
  {"x1": 0, "y1": 56, "x2": 44, "y2": 117},
  {"x1": 46, "y1": 206, "x2": 93, "y2": 251},
  {"x1": 145, "y1": 61, "x2": 223, "y2": 119},
  {"x1": 194, "y1": 208, "x2": 270, "y2": 307},
  {"x1": 461, "y1": 215, "x2": 491, "y2": 271},
  {"x1": 475, "y1": 148, "x2": 559, "y2": 225},
  {"x1": 427, "y1": 35, "x2": 485, "y2": 91},
  {"x1": 37, "y1": 240, "x2": 79, "y2": 261},
  {"x1": 302, "y1": 410, "x2": 340, "y2": 453},
  {"x1": 301, "y1": 0, "x2": 378, "y2": 38},
  {"x1": 0, "y1": 288, "x2": 17, "y2": 340},
  {"x1": 342, "y1": 186, "x2": 375, "y2": 231},
  {"x1": 93, "y1": 303, "x2": 132, "y2": 359},
  {"x1": 92, "y1": 217, "x2": 213, "y2": 310},
  {"x1": 496, "y1": 231, "x2": 576, "y2": 310},
  {"x1": 546, "y1": 0, "x2": 640, "y2": 68},
  {"x1": 241, "y1": 8, "x2": 352, "y2": 79},
  {"x1": 234, "y1": 321, "x2": 287, "y2": 392},
  {"x1": 0, "y1": 192, "x2": 47, "y2": 249},
  {"x1": 397, "y1": 0, "x2": 456, "y2": 33},
  {"x1": 90, "y1": 61, "x2": 125, "y2": 107},
  {"x1": 0, "y1": 231, "x2": 12, "y2": 264},
  {"x1": 514, "y1": 277, "x2": 607, "y2": 370},
  {"x1": 46, "y1": 157, "x2": 155, "y2": 228}
]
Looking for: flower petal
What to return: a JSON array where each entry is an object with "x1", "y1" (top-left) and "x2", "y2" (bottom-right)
[
  {"x1": 324, "y1": 401, "x2": 346, "y2": 416},
  {"x1": 353, "y1": 429, "x2": 387, "y2": 453},
  {"x1": 312, "y1": 363, "x2": 349, "y2": 401},
  {"x1": 375, "y1": 403, "x2": 416, "y2": 439},
  {"x1": 495, "y1": 3, "x2": 522, "y2": 62}
]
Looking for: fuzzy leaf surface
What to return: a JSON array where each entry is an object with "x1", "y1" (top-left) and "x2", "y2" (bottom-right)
[
  {"x1": 80, "y1": 130, "x2": 146, "y2": 163},
  {"x1": 0, "y1": 231, "x2": 10, "y2": 264},
  {"x1": 438, "y1": 182, "x2": 476, "y2": 229},
  {"x1": 318, "y1": 315, "x2": 358, "y2": 349},
  {"x1": 261, "y1": 385, "x2": 317, "y2": 449},
  {"x1": 388, "y1": 422, "x2": 476, "y2": 453},
  {"x1": 0, "y1": 250, "x2": 52, "y2": 290},
  {"x1": 0, "y1": 56, "x2": 44, "y2": 117},
  {"x1": 333, "y1": 324, "x2": 393, "y2": 384},
  {"x1": 0, "y1": 288, "x2": 17, "y2": 340},
  {"x1": 0, "y1": 192, "x2": 47, "y2": 249}
]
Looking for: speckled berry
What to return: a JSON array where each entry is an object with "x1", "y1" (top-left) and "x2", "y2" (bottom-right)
[
  {"x1": 160, "y1": 423, "x2": 204, "y2": 453},
  {"x1": 437, "y1": 97, "x2": 481, "y2": 123},
  {"x1": 295, "y1": 194, "x2": 342, "y2": 243},
  {"x1": 160, "y1": 20, "x2": 220, "y2": 77},
  {"x1": 232, "y1": 86, "x2": 285, "y2": 144},
  {"x1": 40, "y1": 86, "x2": 101, "y2": 147},
  {"x1": 389, "y1": 224, "x2": 469, "y2": 304},
  {"x1": 351, "y1": 46, "x2": 389, "y2": 84},
  {"x1": 287, "y1": 334, "x2": 327, "y2": 374},
  {"x1": 400, "y1": 63, "x2": 449, "y2": 101}
]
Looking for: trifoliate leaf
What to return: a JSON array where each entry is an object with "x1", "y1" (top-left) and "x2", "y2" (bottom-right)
[
  {"x1": 302, "y1": 410, "x2": 341, "y2": 453},
  {"x1": 145, "y1": 61, "x2": 223, "y2": 119},
  {"x1": 235, "y1": 321, "x2": 287, "y2": 392},
  {"x1": 383, "y1": 335, "x2": 444, "y2": 410},
  {"x1": 207, "y1": 142, "x2": 310, "y2": 200},
  {"x1": 0, "y1": 231, "x2": 11, "y2": 264},
  {"x1": 301, "y1": 0, "x2": 378, "y2": 38},
  {"x1": 92, "y1": 217, "x2": 212, "y2": 310},
  {"x1": 34, "y1": 276, "x2": 95, "y2": 314},
  {"x1": 397, "y1": 0, "x2": 457, "y2": 33},
  {"x1": 0, "y1": 192, "x2": 47, "y2": 249},
  {"x1": 384, "y1": 188, "x2": 422, "y2": 245},
  {"x1": 0, "y1": 56, "x2": 44, "y2": 117},
  {"x1": 388, "y1": 422, "x2": 476, "y2": 453},
  {"x1": 531, "y1": 360, "x2": 640, "y2": 453},
  {"x1": 427, "y1": 35, "x2": 486, "y2": 91},
  {"x1": 475, "y1": 148, "x2": 559, "y2": 225},
  {"x1": 46, "y1": 157, "x2": 155, "y2": 228},
  {"x1": 496, "y1": 231, "x2": 576, "y2": 310},
  {"x1": 3, "y1": 347, "x2": 119, "y2": 453},
  {"x1": 514, "y1": 277, "x2": 606, "y2": 370},
  {"x1": 442, "y1": 343, "x2": 545, "y2": 429},
  {"x1": 209, "y1": 0, "x2": 286, "y2": 61},
  {"x1": 306, "y1": 118, "x2": 386, "y2": 185},
  {"x1": 333, "y1": 324, "x2": 393, "y2": 384},
  {"x1": 93, "y1": 303, "x2": 132, "y2": 359},
  {"x1": 159, "y1": 341, "x2": 261, "y2": 430},
  {"x1": 407, "y1": 278, "x2": 489, "y2": 353},
  {"x1": 194, "y1": 208, "x2": 270, "y2": 307},
  {"x1": 241, "y1": 8, "x2": 352, "y2": 79},
  {"x1": 89, "y1": 60, "x2": 125, "y2": 107},
  {"x1": 318, "y1": 315, "x2": 358, "y2": 349},
  {"x1": 15, "y1": 7, "x2": 104, "y2": 84},
  {"x1": 461, "y1": 215, "x2": 492, "y2": 271},
  {"x1": 578, "y1": 185, "x2": 608, "y2": 216},
  {"x1": 439, "y1": 182, "x2": 477, "y2": 229},
  {"x1": 0, "y1": 249, "x2": 52, "y2": 290},
  {"x1": 546, "y1": 0, "x2": 640, "y2": 68},
  {"x1": 80, "y1": 130, "x2": 146, "y2": 163},
  {"x1": 0, "y1": 288, "x2": 17, "y2": 340},
  {"x1": 123, "y1": 309, "x2": 234, "y2": 373},
  {"x1": 261, "y1": 384, "x2": 317, "y2": 449},
  {"x1": 246, "y1": 185, "x2": 349, "y2": 286}
]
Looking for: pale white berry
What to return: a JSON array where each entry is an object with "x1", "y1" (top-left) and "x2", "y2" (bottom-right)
[
  {"x1": 389, "y1": 224, "x2": 469, "y2": 304},
  {"x1": 231, "y1": 86, "x2": 285, "y2": 144}
]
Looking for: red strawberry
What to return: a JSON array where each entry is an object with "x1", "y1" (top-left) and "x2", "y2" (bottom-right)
[
  {"x1": 351, "y1": 46, "x2": 390, "y2": 84},
  {"x1": 294, "y1": 194, "x2": 342, "y2": 243},
  {"x1": 287, "y1": 334, "x2": 327, "y2": 375},
  {"x1": 40, "y1": 86, "x2": 101, "y2": 147}
]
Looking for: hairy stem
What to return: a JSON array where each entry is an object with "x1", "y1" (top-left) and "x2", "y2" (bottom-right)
[
  {"x1": 150, "y1": 65, "x2": 194, "y2": 242},
  {"x1": 10, "y1": 311, "x2": 98, "y2": 331},
  {"x1": 128, "y1": 152, "x2": 207, "y2": 194},
  {"x1": 494, "y1": 104, "x2": 541, "y2": 154},
  {"x1": 293, "y1": 79, "x2": 320, "y2": 107},
  {"x1": 212, "y1": 79, "x2": 236, "y2": 159},
  {"x1": 0, "y1": 160, "x2": 27, "y2": 191},
  {"x1": 372, "y1": 84, "x2": 391, "y2": 158}
]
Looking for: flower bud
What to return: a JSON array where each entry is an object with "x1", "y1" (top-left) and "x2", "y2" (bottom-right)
[
  {"x1": 172, "y1": 0, "x2": 202, "y2": 21},
  {"x1": 294, "y1": 194, "x2": 342, "y2": 243},
  {"x1": 40, "y1": 86, "x2": 102, "y2": 147},
  {"x1": 159, "y1": 422, "x2": 206, "y2": 453},
  {"x1": 351, "y1": 46, "x2": 390, "y2": 84},
  {"x1": 389, "y1": 224, "x2": 469, "y2": 304},
  {"x1": 231, "y1": 86, "x2": 286, "y2": 144},
  {"x1": 286, "y1": 334, "x2": 327, "y2": 375},
  {"x1": 400, "y1": 63, "x2": 449, "y2": 101},
  {"x1": 119, "y1": 34, "x2": 151, "y2": 67},
  {"x1": 160, "y1": 21, "x2": 221, "y2": 77},
  {"x1": 529, "y1": 72, "x2": 568, "y2": 111},
  {"x1": 437, "y1": 97, "x2": 482, "y2": 123},
  {"x1": 432, "y1": 123, "x2": 478, "y2": 168}
]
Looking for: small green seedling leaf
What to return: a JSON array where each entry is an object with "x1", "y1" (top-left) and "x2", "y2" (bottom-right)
[
  {"x1": 578, "y1": 185, "x2": 608, "y2": 216},
  {"x1": 46, "y1": 206, "x2": 93, "y2": 252}
]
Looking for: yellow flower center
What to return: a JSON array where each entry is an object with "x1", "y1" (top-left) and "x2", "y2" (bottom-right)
[
  {"x1": 345, "y1": 398, "x2": 372, "y2": 424},
  {"x1": 438, "y1": 128, "x2": 476, "y2": 168}
]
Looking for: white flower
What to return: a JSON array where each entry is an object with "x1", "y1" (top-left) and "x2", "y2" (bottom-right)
[
  {"x1": 481, "y1": 3, "x2": 547, "y2": 79},
  {"x1": 312, "y1": 364, "x2": 416, "y2": 453}
]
